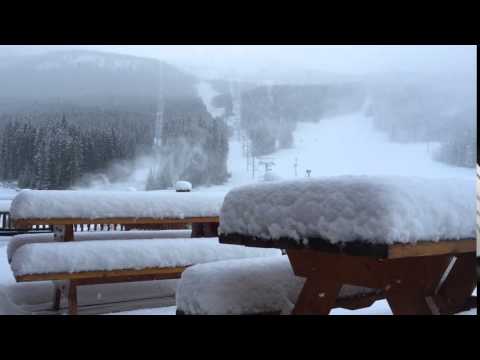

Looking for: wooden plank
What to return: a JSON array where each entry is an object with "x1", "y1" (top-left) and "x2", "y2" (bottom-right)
[
  {"x1": 387, "y1": 239, "x2": 475, "y2": 259},
  {"x1": 220, "y1": 234, "x2": 476, "y2": 259},
  {"x1": 221, "y1": 233, "x2": 390, "y2": 258},
  {"x1": 13, "y1": 216, "x2": 219, "y2": 228},
  {"x1": 15, "y1": 266, "x2": 188, "y2": 283}
]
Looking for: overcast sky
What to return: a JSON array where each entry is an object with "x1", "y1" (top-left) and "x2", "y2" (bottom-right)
[
  {"x1": 1, "y1": 45, "x2": 476, "y2": 79},
  {"x1": 74, "y1": 45, "x2": 476, "y2": 79}
]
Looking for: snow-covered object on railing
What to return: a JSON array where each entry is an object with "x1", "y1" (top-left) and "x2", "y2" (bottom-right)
[
  {"x1": 11, "y1": 238, "x2": 281, "y2": 276},
  {"x1": 7, "y1": 230, "x2": 192, "y2": 263},
  {"x1": 219, "y1": 176, "x2": 476, "y2": 245},
  {"x1": 176, "y1": 256, "x2": 375, "y2": 315},
  {"x1": 175, "y1": 181, "x2": 192, "y2": 192},
  {"x1": 10, "y1": 190, "x2": 226, "y2": 220}
]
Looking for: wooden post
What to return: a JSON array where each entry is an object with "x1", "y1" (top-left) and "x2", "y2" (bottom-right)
[
  {"x1": 53, "y1": 225, "x2": 74, "y2": 242},
  {"x1": 68, "y1": 281, "x2": 78, "y2": 315},
  {"x1": 292, "y1": 277, "x2": 340, "y2": 315},
  {"x1": 52, "y1": 283, "x2": 62, "y2": 311},
  {"x1": 287, "y1": 249, "x2": 458, "y2": 315}
]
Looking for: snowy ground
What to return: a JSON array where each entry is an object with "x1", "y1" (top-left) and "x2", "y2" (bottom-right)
[
  {"x1": 0, "y1": 236, "x2": 476, "y2": 315},
  {"x1": 109, "y1": 302, "x2": 477, "y2": 316},
  {"x1": 209, "y1": 112, "x2": 474, "y2": 193},
  {"x1": 0, "y1": 86, "x2": 476, "y2": 315}
]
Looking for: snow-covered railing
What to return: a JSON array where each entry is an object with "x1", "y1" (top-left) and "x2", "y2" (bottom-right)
[{"x1": 0, "y1": 212, "x2": 11, "y2": 230}]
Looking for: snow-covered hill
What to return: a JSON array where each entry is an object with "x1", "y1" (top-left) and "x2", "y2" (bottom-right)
[
  {"x1": 205, "y1": 112, "x2": 473, "y2": 193},
  {"x1": 0, "y1": 50, "x2": 196, "y2": 102}
]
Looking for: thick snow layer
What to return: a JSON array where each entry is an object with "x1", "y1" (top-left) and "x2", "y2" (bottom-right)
[
  {"x1": 10, "y1": 190, "x2": 225, "y2": 220},
  {"x1": 176, "y1": 255, "x2": 375, "y2": 315},
  {"x1": 107, "y1": 306, "x2": 176, "y2": 315},
  {"x1": 11, "y1": 238, "x2": 281, "y2": 276},
  {"x1": 7, "y1": 230, "x2": 192, "y2": 263},
  {"x1": 175, "y1": 181, "x2": 192, "y2": 192},
  {"x1": 220, "y1": 176, "x2": 476, "y2": 245},
  {"x1": 1, "y1": 238, "x2": 179, "y2": 313}
]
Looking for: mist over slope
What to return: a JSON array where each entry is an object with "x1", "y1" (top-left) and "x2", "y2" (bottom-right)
[
  {"x1": 0, "y1": 49, "x2": 197, "y2": 110},
  {"x1": 0, "y1": 46, "x2": 475, "y2": 192}
]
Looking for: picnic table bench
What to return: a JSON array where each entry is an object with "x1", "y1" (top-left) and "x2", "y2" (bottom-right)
[
  {"x1": 218, "y1": 176, "x2": 477, "y2": 315},
  {"x1": 7, "y1": 189, "x2": 278, "y2": 315}
]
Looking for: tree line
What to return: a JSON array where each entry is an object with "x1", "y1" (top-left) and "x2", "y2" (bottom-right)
[
  {"x1": 146, "y1": 96, "x2": 230, "y2": 189},
  {"x1": 0, "y1": 108, "x2": 155, "y2": 189}
]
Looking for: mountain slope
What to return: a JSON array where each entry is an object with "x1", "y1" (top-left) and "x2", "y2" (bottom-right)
[{"x1": 0, "y1": 50, "x2": 197, "y2": 106}]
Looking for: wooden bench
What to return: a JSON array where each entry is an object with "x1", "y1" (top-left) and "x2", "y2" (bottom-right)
[
  {"x1": 175, "y1": 255, "x2": 384, "y2": 315},
  {"x1": 11, "y1": 216, "x2": 219, "y2": 315},
  {"x1": 218, "y1": 175, "x2": 477, "y2": 315},
  {"x1": 8, "y1": 189, "x2": 229, "y2": 314},
  {"x1": 220, "y1": 234, "x2": 477, "y2": 315},
  {"x1": 17, "y1": 266, "x2": 187, "y2": 315}
]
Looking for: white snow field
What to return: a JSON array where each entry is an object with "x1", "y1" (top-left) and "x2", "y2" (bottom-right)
[
  {"x1": 219, "y1": 176, "x2": 475, "y2": 245},
  {"x1": 11, "y1": 238, "x2": 280, "y2": 277},
  {"x1": 216, "y1": 112, "x2": 474, "y2": 192},
  {"x1": 11, "y1": 189, "x2": 226, "y2": 220}
]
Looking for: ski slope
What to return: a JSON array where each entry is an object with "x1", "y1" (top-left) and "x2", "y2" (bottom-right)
[{"x1": 213, "y1": 112, "x2": 474, "y2": 192}]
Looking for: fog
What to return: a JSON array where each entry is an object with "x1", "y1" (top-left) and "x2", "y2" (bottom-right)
[
  {"x1": 2, "y1": 45, "x2": 475, "y2": 80},
  {"x1": 0, "y1": 45, "x2": 476, "y2": 191}
]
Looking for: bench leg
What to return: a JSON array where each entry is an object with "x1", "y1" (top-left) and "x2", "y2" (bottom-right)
[
  {"x1": 433, "y1": 253, "x2": 477, "y2": 314},
  {"x1": 53, "y1": 285, "x2": 62, "y2": 311},
  {"x1": 68, "y1": 282, "x2": 78, "y2": 315},
  {"x1": 292, "y1": 277, "x2": 341, "y2": 315}
]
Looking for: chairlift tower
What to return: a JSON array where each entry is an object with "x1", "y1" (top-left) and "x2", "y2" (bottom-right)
[{"x1": 259, "y1": 158, "x2": 276, "y2": 178}]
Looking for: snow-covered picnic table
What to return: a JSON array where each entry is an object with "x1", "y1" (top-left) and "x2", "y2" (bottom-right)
[
  {"x1": 219, "y1": 176, "x2": 477, "y2": 315},
  {"x1": 11, "y1": 189, "x2": 225, "y2": 227},
  {"x1": 7, "y1": 189, "x2": 233, "y2": 314},
  {"x1": 10, "y1": 189, "x2": 226, "y2": 240}
]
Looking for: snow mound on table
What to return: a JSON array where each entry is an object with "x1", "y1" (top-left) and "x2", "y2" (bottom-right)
[
  {"x1": 176, "y1": 256, "x2": 375, "y2": 315},
  {"x1": 7, "y1": 230, "x2": 192, "y2": 263},
  {"x1": 175, "y1": 181, "x2": 192, "y2": 192},
  {"x1": 10, "y1": 190, "x2": 225, "y2": 220},
  {"x1": 219, "y1": 176, "x2": 476, "y2": 245},
  {"x1": 11, "y1": 238, "x2": 281, "y2": 276}
]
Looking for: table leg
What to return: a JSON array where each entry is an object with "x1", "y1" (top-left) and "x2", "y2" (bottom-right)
[
  {"x1": 433, "y1": 253, "x2": 477, "y2": 314},
  {"x1": 292, "y1": 277, "x2": 341, "y2": 315}
]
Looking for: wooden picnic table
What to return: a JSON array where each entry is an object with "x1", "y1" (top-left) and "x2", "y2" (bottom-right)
[
  {"x1": 219, "y1": 234, "x2": 477, "y2": 315},
  {"x1": 13, "y1": 216, "x2": 220, "y2": 241},
  {"x1": 10, "y1": 189, "x2": 224, "y2": 241}
]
